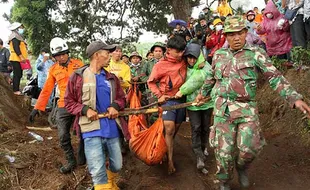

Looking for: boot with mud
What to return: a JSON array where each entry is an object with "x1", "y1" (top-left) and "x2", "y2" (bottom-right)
[
  {"x1": 236, "y1": 166, "x2": 250, "y2": 188},
  {"x1": 59, "y1": 151, "x2": 77, "y2": 174},
  {"x1": 106, "y1": 169, "x2": 120, "y2": 190},
  {"x1": 219, "y1": 182, "x2": 231, "y2": 190},
  {"x1": 196, "y1": 156, "x2": 205, "y2": 170}
]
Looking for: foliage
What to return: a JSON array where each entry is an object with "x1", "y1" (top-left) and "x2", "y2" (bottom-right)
[
  {"x1": 2, "y1": 0, "x2": 223, "y2": 58},
  {"x1": 290, "y1": 46, "x2": 310, "y2": 70},
  {"x1": 9, "y1": 0, "x2": 57, "y2": 56},
  {"x1": 271, "y1": 56, "x2": 287, "y2": 72}
]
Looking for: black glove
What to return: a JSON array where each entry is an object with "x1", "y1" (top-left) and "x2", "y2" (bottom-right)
[{"x1": 29, "y1": 109, "x2": 39, "y2": 123}]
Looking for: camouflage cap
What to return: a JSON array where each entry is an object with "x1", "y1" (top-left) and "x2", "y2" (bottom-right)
[
  {"x1": 223, "y1": 15, "x2": 247, "y2": 33},
  {"x1": 150, "y1": 42, "x2": 166, "y2": 53},
  {"x1": 129, "y1": 51, "x2": 142, "y2": 61}
]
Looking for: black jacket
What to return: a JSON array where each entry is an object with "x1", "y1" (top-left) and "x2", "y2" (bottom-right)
[{"x1": 0, "y1": 47, "x2": 11, "y2": 73}]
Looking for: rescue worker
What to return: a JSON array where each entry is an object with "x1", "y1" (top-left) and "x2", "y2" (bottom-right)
[
  {"x1": 106, "y1": 46, "x2": 131, "y2": 92},
  {"x1": 28, "y1": 37, "x2": 84, "y2": 174},
  {"x1": 196, "y1": 16, "x2": 310, "y2": 190},
  {"x1": 65, "y1": 40, "x2": 129, "y2": 190},
  {"x1": 8, "y1": 22, "x2": 27, "y2": 95}
]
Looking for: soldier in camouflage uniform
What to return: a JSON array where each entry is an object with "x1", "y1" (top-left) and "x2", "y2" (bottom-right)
[{"x1": 196, "y1": 16, "x2": 310, "y2": 190}]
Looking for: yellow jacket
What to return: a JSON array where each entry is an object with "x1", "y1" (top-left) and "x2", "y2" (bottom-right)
[
  {"x1": 106, "y1": 59, "x2": 131, "y2": 91},
  {"x1": 9, "y1": 40, "x2": 28, "y2": 62},
  {"x1": 217, "y1": 4, "x2": 233, "y2": 17}
]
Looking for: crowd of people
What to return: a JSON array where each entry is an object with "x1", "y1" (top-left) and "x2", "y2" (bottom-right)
[{"x1": 0, "y1": 0, "x2": 310, "y2": 190}]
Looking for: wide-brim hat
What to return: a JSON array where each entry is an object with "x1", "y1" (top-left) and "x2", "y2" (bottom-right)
[
  {"x1": 129, "y1": 52, "x2": 142, "y2": 62},
  {"x1": 8, "y1": 22, "x2": 23, "y2": 31},
  {"x1": 150, "y1": 42, "x2": 166, "y2": 53}
]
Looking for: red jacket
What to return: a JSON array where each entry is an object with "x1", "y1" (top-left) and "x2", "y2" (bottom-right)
[
  {"x1": 147, "y1": 54, "x2": 187, "y2": 98},
  {"x1": 206, "y1": 30, "x2": 226, "y2": 57},
  {"x1": 64, "y1": 65, "x2": 130, "y2": 140}
]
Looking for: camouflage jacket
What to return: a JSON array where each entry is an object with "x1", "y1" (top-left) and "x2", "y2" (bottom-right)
[
  {"x1": 140, "y1": 58, "x2": 160, "y2": 82},
  {"x1": 201, "y1": 44, "x2": 302, "y2": 119},
  {"x1": 130, "y1": 63, "x2": 145, "y2": 81}
]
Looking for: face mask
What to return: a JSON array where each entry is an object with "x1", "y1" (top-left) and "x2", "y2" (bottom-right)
[
  {"x1": 266, "y1": 13, "x2": 273, "y2": 19},
  {"x1": 210, "y1": 25, "x2": 214, "y2": 30},
  {"x1": 215, "y1": 25, "x2": 223, "y2": 31},
  {"x1": 18, "y1": 28, "x2": 24, "y2": 35}
]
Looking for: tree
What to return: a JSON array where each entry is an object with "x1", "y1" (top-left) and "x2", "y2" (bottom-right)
[
  {"x1": 6, "y1": 0, "x2": 57, "y2": 55},
  {"x1": 2, "y1": 0, "x2": 220, "y2": 57}
]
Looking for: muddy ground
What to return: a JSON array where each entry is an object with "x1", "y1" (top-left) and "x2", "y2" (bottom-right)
[{"x1": 0, "y1": 69, "x2": 310, "y2": 190}]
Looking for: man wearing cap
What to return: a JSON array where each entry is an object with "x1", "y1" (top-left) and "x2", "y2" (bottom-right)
[
  {"x1": 106, "y1": 46, "x2": 131, "y2": 92},
  {"x1": 29, "y1": 37, "x2": 84, "y2": 174},
  {"x1": 65, "y1": 40, "x2": 129, "y2": 190},
  {"x1": 8, "y1": 22, "x2": 27, "y2": 95},
  {"x1": 196, "y1": 16, "x2": 310, "y2": 190}
]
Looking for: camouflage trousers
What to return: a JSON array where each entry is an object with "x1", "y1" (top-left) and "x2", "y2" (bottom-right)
[{"x1": 209, "y1": 116, "x2": 266, "y2": 182}]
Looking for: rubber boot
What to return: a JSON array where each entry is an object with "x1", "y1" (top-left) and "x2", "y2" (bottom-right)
[
  {"x1": 219, "y1": 182, "x2": 231, "y2": 190},
  {"x1": 196, "y1": 157, "x2": 205, "y2": 170},
  {"x1": 59, "y1": 151, "x2": 77, "y2": 174},
  {"x1": 237, "y1": 167, "x2": 250, "y2": 188},
  {"x1": 106, "y1": 170, "x2": 120, "y2": 190},
  {"x1": 94, "y1": 184, "x2": 112, "y2": 190}
]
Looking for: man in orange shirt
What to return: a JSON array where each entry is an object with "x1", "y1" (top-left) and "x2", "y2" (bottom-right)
[
  {"x1": 254, "y1": 7, "x2": 263, "y2": 23},
  {"x1": 29, "y1": 37, "x2": 84, "y2": 174}
]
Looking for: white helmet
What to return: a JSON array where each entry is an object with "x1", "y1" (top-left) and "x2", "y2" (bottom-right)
[
  {"x1": 50, "y1": 37, "x2": 69, "y2": 56},
  {"x1": 8, "y1": 22, "x2": 22, "y2": 31}
]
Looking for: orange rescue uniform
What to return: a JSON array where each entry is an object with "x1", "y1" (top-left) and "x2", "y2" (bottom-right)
[{"x1": 35, "y1": 58, "x2": 84, "y2": 111}]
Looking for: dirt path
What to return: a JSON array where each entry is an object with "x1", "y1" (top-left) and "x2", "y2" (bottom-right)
[{"x1": 120, "y1": 121, "x2": 310, "y2": 190}]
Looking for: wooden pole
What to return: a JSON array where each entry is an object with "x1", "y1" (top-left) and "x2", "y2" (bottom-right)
[{"x1": 99, "y1": 97, "x2": 211, "y2": 118}]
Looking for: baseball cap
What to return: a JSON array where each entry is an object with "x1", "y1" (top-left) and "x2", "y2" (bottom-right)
[{"x1": 86, "y1": 40, "x2": 116, "y2": 58}]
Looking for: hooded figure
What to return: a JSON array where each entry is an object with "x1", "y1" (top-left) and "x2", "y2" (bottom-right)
[
  {"x1": 256, "y1": 0, "x2": 292, "y2": 58},
  {"x1": 176, "y1": 43, "x2": 214, "y2": 173},
  {"x1": 246, "y1": 10, "x2": 257, "y2": 35}
]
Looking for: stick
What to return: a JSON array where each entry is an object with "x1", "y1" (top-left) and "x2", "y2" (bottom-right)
[
  {"x1": 26, "y1": 126, "x2": 53, "y2": 131},
  {"x1": 99, "y1": 98, "x2": 210, "y2": 118},
  {"x1": 124, "y1": 97, "x2": 176, "y2": 111}
]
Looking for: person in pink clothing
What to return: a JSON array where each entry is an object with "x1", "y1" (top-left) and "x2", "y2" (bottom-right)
[{"x1": 256, "y1": 0, "x2": 292, "y2": 59}]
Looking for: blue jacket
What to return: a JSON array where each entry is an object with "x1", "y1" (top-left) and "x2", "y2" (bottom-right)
[{"x1": 35, "y1": 54, "x2": 54, "y2": 88}]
